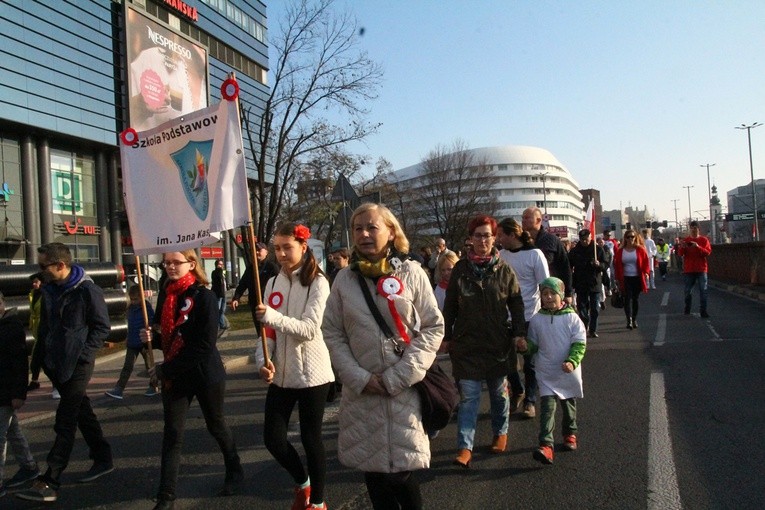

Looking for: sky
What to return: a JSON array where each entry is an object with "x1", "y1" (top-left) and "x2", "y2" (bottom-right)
[{"x1": 267, "y1": 0, "x2": 765, "y2": 224}]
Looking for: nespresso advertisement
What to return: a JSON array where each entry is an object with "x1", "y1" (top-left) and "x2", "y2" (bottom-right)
[{"x1": 126, "y1": 8, "x2": 208, "y2": 131}]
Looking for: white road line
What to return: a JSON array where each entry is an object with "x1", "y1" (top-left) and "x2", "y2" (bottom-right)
[
  {"x1": 661, "y1": 292, "x2": 670, "y2": 307},
  {"x1": 648, "y1": 371, "x2": 683, "y2": 510},
  {"x1": 654, "y1": 314, "x2": 666, "y2": 346},
  {"x1": 706, "y1": 321, "x2": 723, "y2": 342}
]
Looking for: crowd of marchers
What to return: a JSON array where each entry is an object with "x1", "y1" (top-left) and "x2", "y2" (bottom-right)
[{"x1": 1, "y1": 207, "x2": 711, "y2": 510}]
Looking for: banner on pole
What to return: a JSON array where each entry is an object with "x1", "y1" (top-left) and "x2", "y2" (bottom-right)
[
  {"x1": 583, "y1": 199, "x2": 595, "y2": 232},
  {"x1": 120, "y1": 98, "x2": 249, "y2": 255}
]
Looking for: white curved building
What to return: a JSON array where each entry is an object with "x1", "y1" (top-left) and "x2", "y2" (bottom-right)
[{"x1": 394, "y1": 145, "x2": 583, "y2": 238}]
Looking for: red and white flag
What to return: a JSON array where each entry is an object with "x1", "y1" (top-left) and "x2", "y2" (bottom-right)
[{"x1": 583, "y1": 200, "x2": 595, "y2": 231}]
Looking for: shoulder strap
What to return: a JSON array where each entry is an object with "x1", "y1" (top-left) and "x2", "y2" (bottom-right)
[{"x1": 356, "y1": 272, "x2": 395, "y2": 339}]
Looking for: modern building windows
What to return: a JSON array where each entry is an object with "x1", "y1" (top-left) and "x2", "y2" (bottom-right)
[{"x1": 50, "y1": 150, "x2": 97, "y2": 218}]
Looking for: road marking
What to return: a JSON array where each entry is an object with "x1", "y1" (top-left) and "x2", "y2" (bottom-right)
[
  {"x1": 654, "y1": 314, "x2": 666, "y2": 346},
  {"x1": 648, "y1": 371, "x2": 683, "y2": 510},
  {"x1": 661, "y1": 292, "x2": 670, "y2": 307},
  {"x1": 706, "y1": 321, "x2": 723, "y2": 342}
]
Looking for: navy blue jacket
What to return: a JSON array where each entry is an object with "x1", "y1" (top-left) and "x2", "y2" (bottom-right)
[
  {"x1": 153, "y1": 283, "x2": 226, "y2": 391},
  {"x1": 38, "y1": 266, "x2": 111, "y2": 384},
  {"x1": 0, "y1": 309, "x2": 29, "y2": 406}
]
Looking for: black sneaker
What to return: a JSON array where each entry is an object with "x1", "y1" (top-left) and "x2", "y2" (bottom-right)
[
  {"x1": 6, "y1": 467, "x2": 40, "y2": 488},
  {"x1": 78, "y1": 462, "x2": 114, "y2": 483},
  {"x1": 16, "y1": 479, "x2": 58, "y2": 502},
  {"x1": 27, "y1": 380, "x2": 41, "y2": 391}
]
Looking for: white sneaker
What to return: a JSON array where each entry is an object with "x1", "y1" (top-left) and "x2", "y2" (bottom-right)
[{"x1": 51, "y1": 389, "x2": 61, "y2": 400}]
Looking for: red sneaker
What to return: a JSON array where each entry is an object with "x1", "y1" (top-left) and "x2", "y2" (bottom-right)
[
  {"x1": 563, "y1": 434, "x2": 578, "y2": 451},
  {"x1": 292, "y1": 485, "x2": 310, "y2": 510},
  {"x1": 533, "y1": 444, "x2": 554, "y2": 464}
]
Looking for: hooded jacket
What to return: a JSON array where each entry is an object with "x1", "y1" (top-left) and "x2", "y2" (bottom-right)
[
  {"x1": 323, "y1": 259, "x2": 444, "y2": 473},
  {"x1": 38, "y1": 266, "x2": 111, "y2": 384}
]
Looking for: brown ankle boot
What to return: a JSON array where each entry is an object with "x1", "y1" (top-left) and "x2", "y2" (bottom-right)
[
  {"x1": 491, "y1": 434, "x2": 507, "y2": 453},
  {"x1": 453, "y1": 448, "x2": 471, "y2": 468}
]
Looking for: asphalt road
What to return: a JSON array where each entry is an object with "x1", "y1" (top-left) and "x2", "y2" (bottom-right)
[{"x1": 5, "y1": 272, "x2": 765, "y2": 509}]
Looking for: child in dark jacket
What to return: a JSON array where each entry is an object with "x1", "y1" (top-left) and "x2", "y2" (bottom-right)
[
  {"x1": 106, "y1": 286, "x2": 156, "y2": 399},
  {"x1": 0, "y1": 291, "x2": 40, "y2": 495}
]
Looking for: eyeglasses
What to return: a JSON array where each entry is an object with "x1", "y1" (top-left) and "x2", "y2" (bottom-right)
[
  {"x1": 162, "y1": 260, "x2": 191, "y2": 268},
  {"x1": 471, "y1": 233, "x2": 494, "y2": 240},
  {"x1": 38, "y1": 262, "x2": 58, "y2": 270},
  {"x1": 625, "y1": 235, "x2": 635, "y2": 240}
]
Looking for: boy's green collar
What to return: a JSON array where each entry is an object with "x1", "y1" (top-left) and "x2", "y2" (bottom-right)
[{"x1": 539, "y1": 304, "x2": 576, "y2": 316}]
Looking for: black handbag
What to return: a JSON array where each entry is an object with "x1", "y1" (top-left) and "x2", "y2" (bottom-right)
[
  {"x1": 356, "y1": 272, "x2": 459, "y2": 433},
  {"x1": 610, "y1": 288, "x2": 625, "y2": 308}
]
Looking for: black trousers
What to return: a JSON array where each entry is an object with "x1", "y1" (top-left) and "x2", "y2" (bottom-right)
[
  {"x1": 158, "y1": 379, "x2": 238, "y2": 498},
  {"x1": 623, "y1": 276, "x2": 643, "y2": 320},
  {"x1": 364, "y1": 471, "x2": 422, "y2": 510},
  {"x1": 263, "y1": 383, "x2": 331, "y2": 505},
  {"x1": 43, "y1": 361, "x2": 112, "y2": 487}
]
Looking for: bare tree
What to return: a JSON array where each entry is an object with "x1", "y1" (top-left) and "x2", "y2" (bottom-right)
[
  {"x1": 417, "y1": 139, "x2": 499, "y2": 249},
  {"x1": 241, "y1": 0, "x2": 383, "y2": 244}
]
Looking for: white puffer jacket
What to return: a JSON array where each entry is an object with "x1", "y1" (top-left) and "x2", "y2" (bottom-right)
[
  {"x1": 255, "y1": 269, "x2": 334, "y2": 389},
  {"x1": 322, "y1": 260, "x2": 444, "y2": 473}
]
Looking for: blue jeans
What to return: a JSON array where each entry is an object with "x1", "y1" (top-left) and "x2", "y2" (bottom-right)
[
  {"x1": 217, "y1": 297, "x2": 229, "y2": 329},
  {"x1": 456, "y1": 377, "x2": 509, "y2": 451},
  {"x1": 684, "y1": 272, "x2": 708, "y2": 313},
  {"x1": 0, "y1": 406, "x2": 37, "y2": 480}
]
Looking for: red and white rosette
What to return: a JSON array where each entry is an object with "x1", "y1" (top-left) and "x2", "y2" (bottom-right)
[
  {"x1": 377, "y1": 275, "x2": 410, "y2": 343},
  {"x1": 268, "y1": 292, "x2": 284, "y2": 309},
  {"x1": 120, "y1": 128, "x2": 138, "y2": 146},
  {"x1": 221, "y1": 78, "x2": 239, "y2": 101}
]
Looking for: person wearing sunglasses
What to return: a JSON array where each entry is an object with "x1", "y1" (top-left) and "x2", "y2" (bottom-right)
[
  {"x1": 17, "y1": 243, "x2": 113, "y2": 504},
  {"x1": 613, "y1": 231, "x2": 651, "y2": 329}
]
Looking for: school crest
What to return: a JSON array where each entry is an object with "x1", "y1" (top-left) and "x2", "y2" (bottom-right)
[{"x1": 171, "y1": 140, "x2": 213, "y2": 220}]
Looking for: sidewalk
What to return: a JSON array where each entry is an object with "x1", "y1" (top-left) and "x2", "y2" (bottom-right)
[
  {"x1": 18, "y1": 327, "x2": 259, "y2": 425},
  {"x1": 708, "y1": 278, "x2": 765, "y2": 302}
]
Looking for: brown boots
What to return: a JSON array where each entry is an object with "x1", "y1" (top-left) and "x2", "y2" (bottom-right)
[
  {"x1": 490, "y1": 434, "x2": 507, "y2": 453},
  {"x1": 453, "y1": 448, "x2": 471, "y2": 468}
]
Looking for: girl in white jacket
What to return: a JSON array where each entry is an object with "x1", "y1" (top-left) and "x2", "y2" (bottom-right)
[{"x1": 255, "y1": 223, "x2": 334, "y2": 510}]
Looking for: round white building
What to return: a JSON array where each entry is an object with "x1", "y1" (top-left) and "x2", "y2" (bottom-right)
[{"x1": 394, "y1": 145, "x2": 583, "y2": 239}]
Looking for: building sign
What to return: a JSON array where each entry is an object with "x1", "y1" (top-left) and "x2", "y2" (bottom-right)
[
  {"x1": 547, "y1": 226, "x2": 569, "y2": 237},
  {"x1": 55, "y1": 219, "x2": 100, "y2": 236},
  {"x1": 200, "y1": 246, "x2": 224, "y2": 258},
  {"x1": 725, "y1": 212, "x2": 765, "y2": 221},
  {"x1": 51, "y1": 171, "x2": 82, "y2": 214},
  {"x1": 162, "y1": 0, "x2": 199, "y2": 22},
  {"x1": 126, "y1": 8, "x2": 209, "y2": 132}
]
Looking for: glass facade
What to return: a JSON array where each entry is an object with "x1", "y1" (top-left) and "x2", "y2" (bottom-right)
[{"x1": 0, "y1": 136, "x2": 25, "y2": 262}]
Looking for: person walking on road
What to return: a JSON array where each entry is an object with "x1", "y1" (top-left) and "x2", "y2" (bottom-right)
[
  {"x1": 17, "y1": 243, "x2": 113, "y2": 504},
  {"x1": 323, "y1": 203, "x2": 443, "y2": 510},
  {"x1": 211, "y1": 258, "x2": 229, "y2": 332},
  {"x1": 105, "y1": 285, "x2": 157, "y2": 400},
  {"x1": 141, "y1": 249, "x2": 243, "y2": 509},
  {"x1": 655, "y1": 238, "x2": 671, "y2": 281},
  {"x1": 255, "y1": 223, "x2": 334, "y2": 510},
  {"x1": 568, "y1": 229, "x2": 608, "y2": 338},
  {"x1": 443, "y1": 215, "x2": 526, "y2": 468},
  {"x1": 613, "y1": 231, "x2": 651, "y2": 329},
  {"x1": 516, "y1": 277, "x2": 586, "y2": 465},
  {"x1": 642, "y1": 228, "x2": 658, "y2": 289},
  {"x1": 676, "y1": 221, "x2": 712, "y2": 318},
  {"x1": 0, "y1": 291, "x2": 40, "y2": 497}
]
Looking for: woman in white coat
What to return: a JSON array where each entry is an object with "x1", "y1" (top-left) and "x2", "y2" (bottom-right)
[{"x1": 322, "y1": 203, "x2": 444, "y2": 510}]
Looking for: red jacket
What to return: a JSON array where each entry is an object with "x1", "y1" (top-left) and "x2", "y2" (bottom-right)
[
  {"x1": 675, "y1": 235, "x2": 711, "y2": 273},
  {"x1": 614, "y1": 246, "x2": 650, "y2": 293}
]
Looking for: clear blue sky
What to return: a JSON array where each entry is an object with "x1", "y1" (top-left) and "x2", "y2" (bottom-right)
[{"x1": 268, "y1": 0, "x2": 765, "y2": 224}]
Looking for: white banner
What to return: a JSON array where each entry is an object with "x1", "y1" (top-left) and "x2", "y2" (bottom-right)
[{"x1": 120, "y1": 99, "x2": 249, "y2": 256}]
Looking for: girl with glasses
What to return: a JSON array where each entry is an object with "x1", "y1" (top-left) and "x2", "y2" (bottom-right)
[
  {"x1": 613, "y1": 231, "x2": 651, "y2": 329},
  {"x1": 140, "y1": 250, "x2": 243, "y2": 509}
]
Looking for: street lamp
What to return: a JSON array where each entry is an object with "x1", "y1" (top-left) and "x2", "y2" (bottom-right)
[
  {"x1": 735, "y1": 122, "x2": 762, "y2": 241},
  {"x1": 671, "y1": 198, "x2": 680, "y2": 232},
  {"x1": 683, "y1": 185, "x2": 694, "y2": 227},
  {"x1": 700, "y1": 163, "x2": 715, "y2": 242}
]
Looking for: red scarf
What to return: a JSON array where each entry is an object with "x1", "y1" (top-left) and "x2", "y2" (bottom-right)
[
  {"x1": 437, "y1": 280, "x2": 449, "y2": 290},
  {"x1": 160, "y1": 272, "x2": 196, "y2": 362}
]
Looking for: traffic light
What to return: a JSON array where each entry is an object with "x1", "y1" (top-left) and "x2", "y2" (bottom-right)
[
  {"x1": 645, "y1": 221, "x2": 651, "y2": 229},
  {"x1": 662, "y1": 220, "x2": 668, "y2": 228}
]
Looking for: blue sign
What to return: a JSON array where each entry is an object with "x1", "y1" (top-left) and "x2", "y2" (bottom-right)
[{"x1": 0, "y1": 182, "x2": 14, "y2": 202}]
